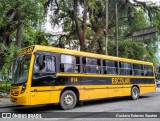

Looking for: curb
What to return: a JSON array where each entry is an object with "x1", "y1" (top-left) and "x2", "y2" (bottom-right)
[
  {"x1": 0, "y1": 105, "x2": 18, "y2": 108},
  {"x1": 0, "y1": 98, "x2": 14, "y2": 108},
  {"x1": 0, "y1": 96, "x2": 10, "y2": 98}
]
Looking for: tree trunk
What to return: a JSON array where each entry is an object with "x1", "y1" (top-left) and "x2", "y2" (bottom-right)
[
  {"x1": 90, "y1": 27, "x2": 104, "y2": 52},
  {"x1": 73, "y1": 0, "x2": 82, "y2": 50},
  {"x1": 16, "y1": 23, "x2": 23, "y2": 47},
  {"x1": 96, "y1": 37, "x2": 103, "y2": 54},
  {"x1": 0, "y1": 53, "x2": 5, "y2": 70},
  {"x1": 81, "y1": 0, "x2": 89, "y2": 51}
]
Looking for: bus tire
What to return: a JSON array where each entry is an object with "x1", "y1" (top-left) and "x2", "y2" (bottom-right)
[
  {"x1": 60, "y1": 90, "x2": 77, "y2": 110},
  {"x1": 131, "y1": 86, "x2": 139, "y2": 100}
]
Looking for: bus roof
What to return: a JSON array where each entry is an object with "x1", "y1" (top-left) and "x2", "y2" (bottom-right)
[{"x1": 31, "y1": 45, "x2": 153, "y2": 66}]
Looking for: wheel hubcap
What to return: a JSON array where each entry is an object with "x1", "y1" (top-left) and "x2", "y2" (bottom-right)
[
  {"x1": 64, "y1": 94, "x2": 73, "y2": 106},
  {"x1": 133, "y1": 88, "x2": 138, "y2": 98}
]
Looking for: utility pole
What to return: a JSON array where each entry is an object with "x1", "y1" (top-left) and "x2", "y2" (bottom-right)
[
  {"x1": 116, "y1": 2, "x2": 119, "y2": 57},
  {"x1": 105, "y1": 0, "x2": 108, "y2": 55}
]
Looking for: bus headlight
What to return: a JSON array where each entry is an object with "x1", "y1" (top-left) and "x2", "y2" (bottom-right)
[{"x1": 21, "y1": 83, "x2": 27, "y2": 93}]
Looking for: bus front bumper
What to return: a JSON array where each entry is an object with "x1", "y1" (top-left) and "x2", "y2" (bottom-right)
[{"x1": 10, "y1": 93, "x2": 29, "y2": 105}]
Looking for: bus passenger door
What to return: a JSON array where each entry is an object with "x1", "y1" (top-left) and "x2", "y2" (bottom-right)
[
  {"x1": 30, "y1": 54, "x2": 56, "y2": 105},
  {"x1": 30, "y1": 86, "x2": 51, "y2": 105}
]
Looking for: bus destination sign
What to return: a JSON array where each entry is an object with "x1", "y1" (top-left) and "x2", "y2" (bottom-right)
[{"x1": 20, "y1": 46, "x2": 34, "y2": 56}]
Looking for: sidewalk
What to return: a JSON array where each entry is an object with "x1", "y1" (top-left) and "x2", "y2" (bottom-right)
[
  {"x1": 0, "y1": 97, "x2": 16, "y2": 107},
  {"x1": 156, "y1": 87, "x2": 160, "y2": 92}
]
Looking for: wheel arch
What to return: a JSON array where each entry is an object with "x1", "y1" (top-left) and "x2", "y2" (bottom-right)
[
  {"x1": 60, "y1": 86, "x2": 80, "y2": 101},
  {"x1": 131, "y1": 85, "x2": 140, "y2": 93}
]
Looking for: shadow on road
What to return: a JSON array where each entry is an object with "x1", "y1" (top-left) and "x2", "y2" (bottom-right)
[
  {"x1": 11, "y1": 95, "x2": 153, "y2": 113},
  {"x1": 12, "y1": 104, "x2": 61, "y2": 113},
  {"x1": 77, "y1": 95, "x2": 152, "y2": 108}
]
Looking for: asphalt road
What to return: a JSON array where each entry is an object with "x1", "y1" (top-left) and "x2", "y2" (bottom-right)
[{"x1": 0, "y1": 88, "x2": 160, "y2": 121}]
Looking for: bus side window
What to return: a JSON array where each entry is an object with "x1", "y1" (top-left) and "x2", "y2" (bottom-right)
[
  {"x1": 119, "y1": 62, "x2": 132, "y2": 75},
  {"x1": 83, "y1": 57, "x2": 100, "y2": 74},
  {"x1": 32, "y1": 54, "x2": 56, "y2": 86},
  {"x1": 60, "y1": 54, "x2": 80, "y2": 73},
  {"x1": 144, "y1": 65, "x2": 153, "y2": 76},
  {"x1": 33, "y1": 55, "x2": 56, "y2": 76},
  {"x1": 103, "y1": 60, "x2": 117, "y2": 74},
  {"x1": 133, "y1": 64, "x2": 143, "y2": 76}
]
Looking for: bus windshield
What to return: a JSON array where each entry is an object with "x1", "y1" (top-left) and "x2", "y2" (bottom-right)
[{"x1": 12, "y1": 54, "x2": 31, "y2": 85}]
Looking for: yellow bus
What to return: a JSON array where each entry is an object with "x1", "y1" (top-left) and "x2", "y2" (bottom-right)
[{"x1": 10, "y1": 45, "x2": 156, "y2": 110}]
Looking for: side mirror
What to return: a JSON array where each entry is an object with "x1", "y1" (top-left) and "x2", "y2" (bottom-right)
[
  {"x1": 8, "y1": 74, "x2": 12, "y2": 81},
  {"x1": 156, "y1": 74, "x2": 157, "y2": 78},
  {"x1": 156, "y1": 73, "x2": 160, "y2": 80}
]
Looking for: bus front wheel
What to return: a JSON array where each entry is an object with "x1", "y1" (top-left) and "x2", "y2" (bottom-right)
[
  {"x1": 131, "y1": 86, "x2": 139, "y2": 100},
  {"x1": 60, "y1": 90, "x2": 77, "y2": 110}
]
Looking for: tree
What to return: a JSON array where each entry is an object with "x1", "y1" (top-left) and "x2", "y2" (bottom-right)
[
  {"x1": 45, "y1": 0, "x2": 159, "y2": 65},
  {"x1": 0, "y1": 0, "x2": 160, "y2": 74},
  {"x1": 0, "y1": 0, "x2": 47, "y2": 70}
]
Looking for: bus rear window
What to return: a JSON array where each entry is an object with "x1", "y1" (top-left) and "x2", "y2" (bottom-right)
[{"x1": 144, "y1": 65, "x2": 153, "y2": 76}]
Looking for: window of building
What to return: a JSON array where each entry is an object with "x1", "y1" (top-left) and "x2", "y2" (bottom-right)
[
  {"x1": 103, "y1": 60, "x2": 117, "y2": 74},
  {"x1": 119, "y1": 62, "x2": 132, "y2": 75},
  {"x1": 60, "y1": 54, "x2": 80, "y2": 73}
]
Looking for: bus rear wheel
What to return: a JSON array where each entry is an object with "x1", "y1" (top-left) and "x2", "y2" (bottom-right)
[
  {"x1": 131, "y1": 86, "x2": 139, "y2": 100},
  {"x1": 60, "y1": 90, "x2": 77, "y2": 110}
]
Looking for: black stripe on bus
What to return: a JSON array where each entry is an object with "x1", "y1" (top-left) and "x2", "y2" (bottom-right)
[
  {"x1": 55, "y1": 76, "x2": 155, "y2": 85},
  {"x1": 31, "y1": 76, "x2": 155, "y2": 87}
]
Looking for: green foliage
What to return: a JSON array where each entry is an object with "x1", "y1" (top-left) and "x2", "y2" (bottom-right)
[
  {"x1": 1, "y1": 44, "x2": 21, "y2": 76},
  {"x1": 47, "y1": 0, "x2": 160, "y2": 65},
  {"x1": 108, "y1": 39, "x2": 158, "y2": 65},
  {"x1": 0, "y1": 0, "x2": 160, "y2": 75},
  {"x1": 0, "y1": 0, "x2": 47, "y2": 27},
  {"x1": 0, "y1": 81, "x2": 11, "y2": 91},
  {"x1": 0, "y1": 0, "x2": 51, "y2": 72},
  {"x1": 23, "y1": 26, "x2": 51, "y2": 46}
]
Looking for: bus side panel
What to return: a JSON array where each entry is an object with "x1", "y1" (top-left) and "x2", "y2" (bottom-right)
[
  {"x1": 50, "y1": 86, "x2": 64, "y2": 103},
  {"x1": 107, "y1": 87, "x2": 123, "y2": 97},
  {"x1": 83, "y1": 86, "x2": 95, "y2": 100},
  {"x1": 30, "y1": 87, "x2": 51, "y2": 105},
  {"x1": 123, "y1": 86, "x2": 132, "y2": 96},
  {"x1": 79, "y1": 87, "x2": 85, "y2": 100},
  {"x1": 140, "y1": 85, "x2": 156, "y2": 95},
  {"x1": 50, "y1": 91, "x2": 61, "y2": 103},
  {"x1": 89, "y1": 85, "x2": 107, "y2": 99},
  {"x1": 94, "y1": 88, "x2": 107, "y2": 99},
  {"x1": 82, "y1": 85, "x2": 108, "y2": 100}
]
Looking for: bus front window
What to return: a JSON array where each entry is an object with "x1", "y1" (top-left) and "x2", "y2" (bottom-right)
[{"x1": 12, "y1": 55, "x2": 31, "y2": 85}]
